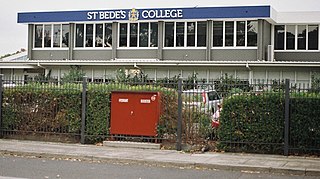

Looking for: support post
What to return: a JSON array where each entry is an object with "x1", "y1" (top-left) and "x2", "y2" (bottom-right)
[
  {"x1": 0, "y1": 74, "x2": 3, "y2": 138},
  {"x1": 176, "y1": 78, "x2": 182, "y2": 151},
  {"x1": 81, "y1": 76, "x2": 87, "y2": 144},
  {"x1": 284, "y1": 79, "x2": 290, "y2": 156}
]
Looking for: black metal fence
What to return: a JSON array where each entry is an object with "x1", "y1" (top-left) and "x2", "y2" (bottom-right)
[{"x1": 0, "y1": 75, "x2": 319, "y2": 156}]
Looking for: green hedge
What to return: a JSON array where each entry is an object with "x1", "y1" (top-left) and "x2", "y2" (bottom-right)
[
  {"x1": 218, "y1": 92, "x2": 320, "y2": 154},
  {"x1": 217, "y1": 93, "x2": 285, "y2": 154}
]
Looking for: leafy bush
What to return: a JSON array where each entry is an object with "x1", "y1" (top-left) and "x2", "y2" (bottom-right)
[{"x1": 217, "y1": 93, "x2": 285, "y2": 154}]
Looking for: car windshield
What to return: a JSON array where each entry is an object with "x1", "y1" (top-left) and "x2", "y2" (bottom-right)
[{"x1": 207, "y1": 91, "x2": 221, "y2": 100}]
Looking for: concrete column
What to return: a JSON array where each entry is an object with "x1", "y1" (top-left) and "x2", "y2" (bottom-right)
[
  {"x1": 206, "y1": 20, "x2": 213, "y2": 61},
  {"x1": 69, "y1": 23, "x2": 75, "y2": 60},
  {"x1": 27, "y1": 24, "x2": 33, "y2": 60},
  {"x1": 112, "y1": 22, "x2": 118, "y2": 60},
  {"x1": 257, "y1": 19, "x2": 264, "y2": 61},
  {"x1": 157, "y1": 21, "x2": 164, "y2": 60}
]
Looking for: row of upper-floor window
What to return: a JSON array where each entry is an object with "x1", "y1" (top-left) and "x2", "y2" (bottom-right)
[
  {"x1": 274, "y1": 25, "x2": 319, "y2": 51},
  {"x1": 33, "y1": 21, "x2": 258, "y2": 49}
]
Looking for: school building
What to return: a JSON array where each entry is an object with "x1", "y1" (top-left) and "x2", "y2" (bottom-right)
[{"x1": 1, "y1": 5, "x2": 320, "y2": 84}]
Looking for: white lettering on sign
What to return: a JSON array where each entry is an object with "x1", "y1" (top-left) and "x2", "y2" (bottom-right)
[
  {"x1": 87, "y1": 10, "x2": 126, "y2": 20},
  {"x1": 119, "y1": 98, "x2": 128, "y2": 103},
  {"x1": 87, "y1": 9, "x2": 183, "y2": 20},
  {"x1": 141, "y1": 99, "x2": 151, "y2": 104},
  {"x1": 141, "y1": 9, "x2": 183, "y2": 19}
]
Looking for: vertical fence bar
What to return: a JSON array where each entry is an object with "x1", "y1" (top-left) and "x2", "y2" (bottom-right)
[
  {"x1": 176, "y1": 78, "x2": 182, "y2": 151},
  {"x1": 0, "y1": 74, "x2": 3, "y2": 138},
  {"x1": 284, "y1": 79, "x2": 290, "y2": 156},
  {"x1": 81, "y1": 76, "x2": 87, "y2": 144}
]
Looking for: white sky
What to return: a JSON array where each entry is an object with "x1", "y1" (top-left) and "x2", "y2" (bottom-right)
[{"x1": 0, "y1": 0, "x2": 319, "y2": 55}]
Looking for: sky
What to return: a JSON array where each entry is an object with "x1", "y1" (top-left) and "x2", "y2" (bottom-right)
[{"x1": 0, "y1": 0, "x2": 319, "y2": 56}]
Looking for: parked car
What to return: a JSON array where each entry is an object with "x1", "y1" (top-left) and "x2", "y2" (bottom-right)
[{"x1": 182, "y1": 89, "x2": 222, "y2": 115}]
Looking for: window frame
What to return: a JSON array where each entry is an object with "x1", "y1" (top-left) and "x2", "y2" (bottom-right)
[
  {"x1": 33, "y1": 24, "x2": 70, "y2": 49},
  {"x1": 163, "y1": 21, "x2": 207, "y2": 49},
  {"x1": 74, "y1": 23, "x2": 113, "y2": 49},
  {"x1": 274, "y1": 24, "x2": 320, "y2": 52},
  {"x1": 117, "y1": 21, "x2": 158, "y2": 49},
  {"x1": 212, "y1": 20, "x2": 258, "y2": 49}
]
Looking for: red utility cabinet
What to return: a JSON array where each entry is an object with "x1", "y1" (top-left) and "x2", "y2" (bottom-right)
[{"x1": 110, "y1": 91, "x2": 161, "y2": 137}]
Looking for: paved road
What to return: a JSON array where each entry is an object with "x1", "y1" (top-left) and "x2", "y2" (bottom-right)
[{"x1": 0, "y1": 154, "x2": 318, "y2": 179}]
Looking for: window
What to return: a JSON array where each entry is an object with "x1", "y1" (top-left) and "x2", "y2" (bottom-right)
[
  {"x1": 225, "y1": 21, "x2": 234, "y2": 47},
  {"x1": 274, "y1": 25, "x2": 319, "y2": 51},
  {"x1": 95, "y1": 24, "x2": 103, "y2": 47},
  {"x1": 236, "y1": 21, "x2": 245, "y2": 46},
  {"x1": 247, "y1": 21, "x2": 258, "y2": 46},
  {"x1": 119, "y1": 22, "x2": 158, "y2": 47},
  {"x1": 165, "y1": 21, "x2": 207, "y2": 47},
  {"x1": 75, "y1": 24, "x2": 84, "y2": 47},
  {"x1": 104, "y1": 23, "x2": 112, "y2": 47},
  {"x1": 197, "y1": 21, "x2": 207, "y2": 47},
  {"x1": 75, "y1": 23, "x2": 112, "y2": 48},
  {"x1": 187, "y1": 22, "x2": 195, "y2": 47},
  {"x1": 213, "y1": 21, "x2": 223, "y2": 47},
  {"x1": 34, "y1": 24, "x2": 69, "y2": 48},
  {"x1": 308, "y1": 25, "x2": 319, "y2": 50},
  {"x1": 165, "y1": 22, "x2": 174, "y2": 47},
  {"x1": 62, "y1": 24, "x2": 69, "y2": 47},
  {"x1": 44, "y1": 25, "x2": 52, "y2": 48},
  {"x1": 130, "y1": 23, "x2": 138, "y2": 47},
  {"x1": 34, "y1": 25, "x2": 43, "y2": 48},
  {"x1": 274, "y1": 25, "x2": 284, "y2": 50},
  {"x1": 286, "y1": 25, "x2": 295, "y2": 50},
  {"x1": 213, "y1": 21, "x2": 257, "y2": 48},
  {"x1": 53, "y1": 24, "x2": 61, "y2": 47}
]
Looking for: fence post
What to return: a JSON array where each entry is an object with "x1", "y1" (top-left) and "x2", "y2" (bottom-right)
[
  {"x1": 176, "y1": 78, "x2": 182, "y2": 151},
  {"x1": 284, "y1": 79, "x2": 290, "y2": 156},
  {"x1": 0, "y1": 74, "x2": 3, "y2": 138},
  {"x1": 80, "y1": 76, "x2": 87, "y2": 144}
]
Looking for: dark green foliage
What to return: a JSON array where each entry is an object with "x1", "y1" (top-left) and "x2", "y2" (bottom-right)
[
  {"x1": 290, "y1": 96, "x2": 320, "y2": 154},
  {"x1": 214, "y1": 74, "x2": 251, "y2": 97},
  {"x1": 217, "y1": 93, "x2": 285, "y2": 154},
  {"x1": 62, "y1": 66, "x2": 86, "y2": 82}
]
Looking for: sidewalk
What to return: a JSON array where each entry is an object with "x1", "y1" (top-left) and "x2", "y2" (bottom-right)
[{"x1": 0, "y1": 139, "x2": 319, "y2": 176}]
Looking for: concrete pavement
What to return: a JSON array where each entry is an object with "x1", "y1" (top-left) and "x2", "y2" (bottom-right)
[{"x1": 0, "y1": 139, "x2": 319, "y2": 176}]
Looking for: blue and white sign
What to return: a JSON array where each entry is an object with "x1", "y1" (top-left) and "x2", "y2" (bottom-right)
[{"x1": 18, "y1": 6, "x2": 270, "y2": 23}]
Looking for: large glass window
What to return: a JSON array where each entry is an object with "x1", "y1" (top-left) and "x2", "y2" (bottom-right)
[
  {"x1": 213, "y1": 21, "x2": 257, "y2": 48},
  {"x1": 308, "y1": 25, "x2": 319, "y2": 50},
  {"x1": 197, "y1": 21, "x2": 207, "y2": 47},
  {"x1": 275, "y1": 24, "x2": 319, "y2": 51},
  {"x1": 76, "y1": 24, "x2": 84, "y2": 47},
  {"x1": 165, "y1": 22, "x2": 174, "y2": 47},
  {"x1": 34, "y1": 24, "x2": 69, "y2": 48},
  {"x1": 225, "y1": 21, "x2": 234, "y2": 47},
  {"x1": 44, "y1": 25, "x2": 52, "y2": 48},
  {"x1": 274, "y1": 25, "x2": 285, "y2": 50},
  {"x1": 247, "y1": 21, "x2": 258, "y2": 46},
  {"x1": 34, "y1": 25, "x2": 43, "y2": 48},
  {"x1": 213, "y1": 21, "x2": 223, "y2": 47},
  {"x1": 236, "y1": 21, "x2": 245, "y2": 46},
  {"x1": 119, "y1": 22, "x2": 158, "y2": 48},
  {"x1": 286, "y1": 25, "x2": 295, "y2": 50},
  {"x1": 165, "y1": 21, "x2": 207, "y2": 47}
]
